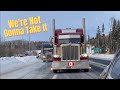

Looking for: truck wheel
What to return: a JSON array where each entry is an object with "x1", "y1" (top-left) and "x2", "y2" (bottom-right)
[
  {"x1": 83, "y1": 69, "x2": 89, "y2": 72},
  {"x1": 53, "y1": 70, "x2": 57, "y2": 73}
]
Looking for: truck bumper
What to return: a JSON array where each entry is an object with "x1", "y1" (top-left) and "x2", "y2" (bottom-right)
[
  {"x1": 42, "y1": 58, "x2": 52, "y2": 62},
  {"x1": 51, "y1": 61, "x2": 91, "y2": 70}
]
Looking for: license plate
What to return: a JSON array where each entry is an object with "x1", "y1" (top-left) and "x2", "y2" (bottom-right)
[{"x1": 68, "y1": 62, "x2": 74, "y2": 67}]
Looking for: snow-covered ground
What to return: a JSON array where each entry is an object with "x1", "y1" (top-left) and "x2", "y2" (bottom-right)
[
  {"x1": 0, "y1": 56, "x2": 45, "y2": 75},
  {"x1": 89, "y1": 54, "x2": 115, "y2": 61}
]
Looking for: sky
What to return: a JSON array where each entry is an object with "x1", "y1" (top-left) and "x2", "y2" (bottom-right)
[{"x1": 1, "y1": 11, "x2": 120, "y2": 42}]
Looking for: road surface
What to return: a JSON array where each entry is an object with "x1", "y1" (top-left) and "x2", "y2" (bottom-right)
[
  {"x1": 89, "y1": 58, "x2": 111, "y2": 65},
  {"x1": 0, "y1": 58, "x2": 111, "y2": 79}
]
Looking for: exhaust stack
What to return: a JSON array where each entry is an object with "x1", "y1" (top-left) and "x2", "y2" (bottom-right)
[
  {"x1": 53, "y1": 19, "x2": 56, "y2": 55},
  {"x1": 82, "y1": 18, "x2": 86, "y2": 53},
  {"x1": 53, "y1": 19, "x2": 55, "y2": 44}
]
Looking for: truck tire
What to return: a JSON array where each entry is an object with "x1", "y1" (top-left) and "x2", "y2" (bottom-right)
[
  {"x1": 53, "y1": 70, "x2": 57, "y2": 73},
  {"x1": 83, "y1": 69, "x2": 89, "y2": 72}
]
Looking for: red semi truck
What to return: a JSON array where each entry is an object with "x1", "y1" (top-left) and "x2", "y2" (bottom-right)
[{"x1": 51, "y1": 19, "x2": 91, "y2": 73}]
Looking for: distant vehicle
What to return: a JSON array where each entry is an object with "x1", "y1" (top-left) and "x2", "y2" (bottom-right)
[
  {"x1": 41, "y1": 43, "x2": 53, "y2": 62},
  {"x1": 99, "y1": 49, "x2": 120, "y2": 79},
  {"x1": 36, "y1": 51, "x2": 41, "y2": 58},
  {"x1": 51, "y1": 19, "x2": 91, "y2": 73},
  {"x1": 25, "y1": 51, "x2": 32, "y2": 56},
  {"x1": 20, "y1": 55, "x2": 23, "y2": 57},
  {"x1": 17, "y1": 54, "x2": 24, "y2": 57}
]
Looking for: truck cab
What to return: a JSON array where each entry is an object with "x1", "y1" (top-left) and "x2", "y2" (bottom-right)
[{"x1": 51, "y1": 28, "x2": 91, "y2": 73}]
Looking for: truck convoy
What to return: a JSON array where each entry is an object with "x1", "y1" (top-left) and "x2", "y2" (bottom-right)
[
  {"x1": 51, "y1": 18, "x2": 91, "y2": 73},
  {"x1": 41, "y1": 43, "x2": 53, "y2": 62}
]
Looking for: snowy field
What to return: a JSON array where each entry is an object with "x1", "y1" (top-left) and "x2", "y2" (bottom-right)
[
  {"x1": 89, "y1": 54, "x2": 115, "y2": 61},
  {"x1": 0, "y1": 56, "x2": 44, "y2": 75}
]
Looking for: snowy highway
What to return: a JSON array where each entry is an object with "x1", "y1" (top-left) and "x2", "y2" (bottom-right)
[
  {"x1": 0, "y1": 61, "x2": 45, "y2": 79},
  {"x1": 0, "y1": 61, "x2": 103, "y2": 79},
  {"x1": 0, "y1": 55, "x2": 113, "y2": 79}
]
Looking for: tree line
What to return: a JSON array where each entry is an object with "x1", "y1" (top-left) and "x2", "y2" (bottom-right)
[
  {"x1": 0, "y1": 40, "x2": 49, "y2": 57},
  {"x1": 88, "y1": 17, "x2": 120, "y2": 54}
]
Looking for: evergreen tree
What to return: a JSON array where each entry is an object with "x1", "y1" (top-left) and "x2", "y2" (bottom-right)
[
  {"x1": 101, "y1": 23, "x2": 106, "y2": 53},
  {"x1": 112, "y1": 19, "x2": 117, "y2": 53},
  {"x1": 116, "y1": 20, "x2": 120, "y2": 51},
  {"x1": 96, "y1": 26, "x2": 102, "y2": 49}
]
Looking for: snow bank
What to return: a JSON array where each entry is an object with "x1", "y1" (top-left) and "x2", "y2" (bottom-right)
[
  {"x1": 15, "y1": 56, "x2": 39, "y2": 63},
  {"x1": 89, "y1": 54, "x2": 115, "y2": 61},
  {"x1": 0, "y1": 56, "x2": 43, "y2": 74}
]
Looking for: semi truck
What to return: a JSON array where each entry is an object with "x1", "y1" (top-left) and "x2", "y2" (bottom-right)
[
  {"x1": 41, "y1": 43, "x2": 53, "y2": 62},
  {"x1": 50, "y1": 18, "x2": 91, "y2": 73}
]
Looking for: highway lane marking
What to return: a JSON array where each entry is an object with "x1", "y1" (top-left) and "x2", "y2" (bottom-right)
[{"x1": 52, "y1": 74, "x2": 58, "y2": 79}]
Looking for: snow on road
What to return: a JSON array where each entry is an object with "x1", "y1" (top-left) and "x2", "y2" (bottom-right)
[
  {"x1": 0, "y1": 56, "x2": 44, "y2": 75},
  {"x1": 89, "y1": 54, "x2": 115, "y2": 61}
]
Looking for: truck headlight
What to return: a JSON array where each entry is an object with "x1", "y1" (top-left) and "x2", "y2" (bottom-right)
[
  {"x1": 81, "y1": 53, "x2": 88, "y2": 57},
  {"x1": 53, "y1": 55, "x2": 60, "y2": 58},
  {"x1": 80, "y1": 53, "x2": 89, "y2": 61},
  {"x1": 42, "y1": 56, "x2": 46, "y2": 58},
  {"x1": 52, "y1": 55, "x2": 61, "y2": 61}
]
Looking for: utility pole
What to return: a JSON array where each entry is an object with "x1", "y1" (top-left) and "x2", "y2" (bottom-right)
[
  {"x1": 42, "y1": 41, "x2": 44, "y2": 54},
  {"x1": 22, "y1": 35, "x2": 24, "y2": 54},
  {"x1": 82, "y1": 18, "x2": 86, "y2": 53},
  {"x1": 29, "y1": 32, "x2": 30, "y2": 52}
]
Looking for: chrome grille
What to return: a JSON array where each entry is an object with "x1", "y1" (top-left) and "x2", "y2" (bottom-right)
[{"x1": 62, "y1": 45, "x2": 78, "y2": 60}]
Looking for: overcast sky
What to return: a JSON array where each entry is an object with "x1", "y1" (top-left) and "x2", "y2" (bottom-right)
[{"x1": 1, "y1": 11, "x2": 120, "y2": 41}]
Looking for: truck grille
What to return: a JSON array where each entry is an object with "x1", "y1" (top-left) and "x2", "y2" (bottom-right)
[{"x1": 62, "y1": 45, "x2": 79, "y2": 60}]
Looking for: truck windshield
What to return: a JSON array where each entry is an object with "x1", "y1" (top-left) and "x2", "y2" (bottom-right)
[
  {"x1": 59, "y1": 38, "x2": 80, "y2": 44},
  {"x1": 43, "y1": 49, "x2": 53, "y2": 54}
]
